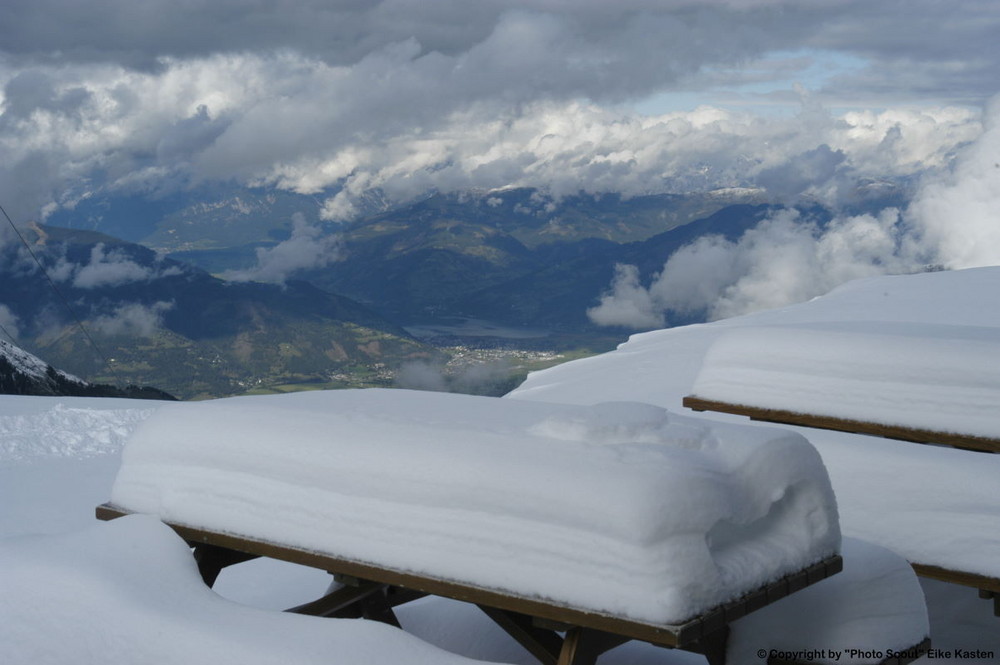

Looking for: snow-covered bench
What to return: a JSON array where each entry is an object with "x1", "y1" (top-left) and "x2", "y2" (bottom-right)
[
  {"x1": 683, "y1": 325, "x2": 1000, "y2": 455},
  {"x1": 682, "y1": 325, "x2": 1000, "y2": 617},
  {"x1": 97, "y1": 389, "x2": 845, "y2": 665}
]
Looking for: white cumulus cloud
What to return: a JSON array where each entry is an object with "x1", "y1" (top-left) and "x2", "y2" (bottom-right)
[
  {"x1": 908, "y1": 98, "x2": 1000, "y2": 270},
  {"x1": 588, "y1": 95, "x2": 1000, "y2": 329},
  {"x1": 222, "y1": 213, "x2": 342, "y2": 284},
  {"x1": 91, "y1": 301, "x2": 173, "y2": 337}
]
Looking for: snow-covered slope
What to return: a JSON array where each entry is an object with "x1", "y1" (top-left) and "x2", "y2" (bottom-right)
[
  {"x1": 0, "y1": 339, "x2": 175, "y2": 400},
  {"x1": 0, "y1": 338, "x2": 87, "y2": 395}
]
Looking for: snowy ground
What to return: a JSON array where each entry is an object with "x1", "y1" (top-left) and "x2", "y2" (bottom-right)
[{"x1": 3, "y1": 268, "x2": 1000, "y2": 664}]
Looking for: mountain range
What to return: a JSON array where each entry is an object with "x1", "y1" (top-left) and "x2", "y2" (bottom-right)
[
  {"x1": 2, "y1": 224, "x2": 433, "y2": 399},
  {"x1": 9, "y1": 182, "x2": 908, "y2": 398},
  {"x1": 46, "y1": 185, "x2": 799, "y2": 326}
]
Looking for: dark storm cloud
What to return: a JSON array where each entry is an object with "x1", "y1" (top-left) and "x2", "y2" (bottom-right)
[
  {"x1": 4, "y1": 1, "x2": 999, "y2": 105},
  {"x1": 1, "y1": 0, "x2": 807, "y2": 102},
  {"x1": 803, "y1": 0, "x2": 1000, "y2": 105}
]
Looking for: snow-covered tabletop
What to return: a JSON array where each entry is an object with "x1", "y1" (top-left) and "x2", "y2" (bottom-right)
[
  {"x1": 109, "y1": 388, "x2": 840, "y2": 626},
  {"x1": 687, "y1": 322, "x2": 1000, "y2": 449}
]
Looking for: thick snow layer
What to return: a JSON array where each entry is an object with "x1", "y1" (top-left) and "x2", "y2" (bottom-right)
[
  {"x1": 109, "y1": 388, "x2": 840, "y2": 625},
  {"x1": 0, "y1": 515, "x2": 507, "y2": 665},
  {"x1": 690, "y1": 323, "x2": 1000, "y2": 439},
  {"x1": 510, "y1": 268, "x2": 1000, "y2": 580}
]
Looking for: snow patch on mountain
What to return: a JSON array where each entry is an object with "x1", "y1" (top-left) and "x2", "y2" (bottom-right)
[{"x1": 0, "y1": 339, "x2": 83, "y2": 384}]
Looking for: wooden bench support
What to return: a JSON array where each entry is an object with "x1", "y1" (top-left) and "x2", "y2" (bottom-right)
[
  {"x1": 95, "y1": 503, "x2": 842, "y2": 665},
  {"x1": 289, "y1": 581, "x2": 427, "y2": 627},
  {"x1": 477, "y1": 607, "x2": 563, "y2": 665},
  {"x1": 556, "y1": 627, "x2": 631, "y2": 665},
  {"x1": 683, "y1": 626, "x2": 729, "y2": 665},
  {"x1": 287, "y1": 580, "x2": 385, "y2": 618},
  {"x1": 356, "y1": 585, "x2": 403, "y2": 627},
  {"x1": 192, "y1": 543, "x2": 259, "y2": 587},
  {"x1": 978, "y1": 590, "x2": 1000, "y2": 617}
]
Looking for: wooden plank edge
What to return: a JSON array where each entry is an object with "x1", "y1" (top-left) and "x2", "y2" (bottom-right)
[
  {"x1": 681, "y1": 396, "x2": 1000, "y2": 454},
  {"x1": 95, "y1": 504, "x2": 841, "y2": 647},
  {"x1": 911, "y1": 563, "x2": 1000, "y2": 594}
]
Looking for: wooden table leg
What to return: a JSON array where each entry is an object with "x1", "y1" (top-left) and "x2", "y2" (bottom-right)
[
  {"x1": 191, "y1": 543, "x2": 258, "y2": 587},
  {"x1": 556, "y1": 627, "x2": 629, "y2": 665}
]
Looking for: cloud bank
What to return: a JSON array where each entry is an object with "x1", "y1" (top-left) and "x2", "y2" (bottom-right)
[
  {"x1": 0, "y1": 54, "x2": 980, "y2": 226},
  {"x1": 589, "y1": 96, "x2": 1000, "y2": 329},
  {"x1": 0, "y1": 1, "x2": 994, "y2": 225}
]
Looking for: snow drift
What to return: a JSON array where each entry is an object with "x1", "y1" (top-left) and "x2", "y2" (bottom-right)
[{"x1": 0, "y1": 515, "x2": 501, "y2": 665}]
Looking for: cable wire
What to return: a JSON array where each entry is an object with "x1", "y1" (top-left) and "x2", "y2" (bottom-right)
[{"x1": 0, "y1": 202, "x2": 125, "y2": 388}]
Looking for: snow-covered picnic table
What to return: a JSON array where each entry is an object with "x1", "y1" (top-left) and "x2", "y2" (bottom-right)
[
  {"x1": 101, "y1": 389, "x2": 844, "y2": 663},
  {"x1": 684, "y1": 322, "x2": 1000, "y2": 453}
]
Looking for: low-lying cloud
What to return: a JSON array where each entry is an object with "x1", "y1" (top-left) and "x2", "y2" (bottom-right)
[
  {"x1": 68, "y1": 244, "x2": 182, "y2": 289},
  {"x1": 222, "y1": 213, "x2": 342, "y2": 284},
  {"x1": 394, "y1": 359, "x2": 517, "y2": 396},
  {"x1": 589, "y1": 208, "x2": 913, "y2": 328},
  {"x1": 91, "y1": 301, "x2": 174, "y2": 337}
]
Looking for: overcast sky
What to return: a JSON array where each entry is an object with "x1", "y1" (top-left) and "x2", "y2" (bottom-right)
[
  {"x1": 2, "y1": 0, "x2": 998, "y2": 220},
  {"x1": 3, "y1": 1, "x2": 1000, "y2": 325}
]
